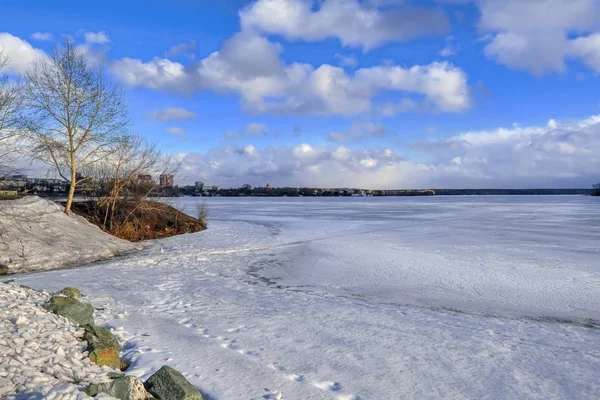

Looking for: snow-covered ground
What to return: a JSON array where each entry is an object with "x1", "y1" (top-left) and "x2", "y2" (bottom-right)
[
  {"x1": 14, "y1": 196, "x2": 600, "y2": 399},
  {"x1": 0, "y1": 284, "x2": 118, "y2": 399},
  {"x1": 0, "y1": 197, "x2": 141, "y2": 274}
]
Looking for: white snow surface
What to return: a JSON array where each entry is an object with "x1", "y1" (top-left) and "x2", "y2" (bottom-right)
[
  {"x1": 0, "y1": 284, "x2": 118, "y2": 400},
  {"x1": 0, "y1": 196, "x2": 142, "y2": 274},
  {"x1": 14, "y1": 196, "x2": 600, "y2": 399}
]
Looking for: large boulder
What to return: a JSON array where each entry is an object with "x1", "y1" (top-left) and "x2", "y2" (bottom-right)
[
  {"x1": 43, "y1": 295, "x2": 94, "y2": 326},
  {"x1": 144, "y1": 366, "x2": 203, "y2": 400},
  {"x1": 84, "y1": 324, "x2": 121, "y2": 369},
  {"x1": 86, "y1": 375, "x2": 151, "y2": 399},
  {"x1": 56, "y1": 287, "x2": 82, "y2": 298}
]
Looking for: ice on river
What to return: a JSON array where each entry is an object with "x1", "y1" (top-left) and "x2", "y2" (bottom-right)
[{"x1": 15, "y1": 196, "x2": 600, "y2": 399}]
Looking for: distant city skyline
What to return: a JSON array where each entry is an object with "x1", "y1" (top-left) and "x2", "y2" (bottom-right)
[{"x1": 2, "y1": 0, "x2": 600, "y2": 189}]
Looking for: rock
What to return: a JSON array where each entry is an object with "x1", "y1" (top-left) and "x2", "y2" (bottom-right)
[
  {"x1": 43, "y1": 295, "x2": 94, "y2": 326},
  {"x1": 108, "y1": 372, "x2": 127, "y2": 380},
  {"x1": 56, "y1": 287, "x2": 82, "y2": 298},
  {"x1": 144, "y1": 366, "x2": 203, "y2": 400},
  {"x1": 84, "y1": 324, "x2": 121, "y2": 369},
  {"x1": 86, "y1": 375, "x2": 151, "y2": 399},
  {"x1": 0, "y1": 265, "x2": 8, "y2": 275}
]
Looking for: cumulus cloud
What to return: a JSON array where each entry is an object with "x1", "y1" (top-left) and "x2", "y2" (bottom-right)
[
  {"x1": 174, "y1": 114, "x2": 600, "y2": 188},
  {"x1": 474, "y1": 0, "x2": 600, "y2": 74},
  {"x1": 30, "y1": 32, "x2": 53, "y2": 41},
  {"x1": 149, "y1": 107, "x2": 198, "y2": 122},
  {"x1": 0, "y1": 33, "x2": 47, "y2": 73},
  {"x1": 175, "y1": 142, "x2": 413, "y2": 188},
  {"x1": 239, "y1": 0, "x2": 450, "y2": 50},
  {"x1": 412, "y1": 114, "x2": 600, "y2": 187},
  {"x1": 569, "y1": 33, "x2": 600, "y2": 73},
  {"x1": 110, "y1": 32, "x2": 470, "y2": 116}
]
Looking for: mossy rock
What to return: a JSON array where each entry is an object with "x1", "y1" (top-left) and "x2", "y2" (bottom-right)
[
  {"x1": 144, "y1": 366, "x2": 203, "y2": 400},
  {"x1": 0, "y1": 265, "x2": 8, "y2": 276},
  {"x1": 43, "y1": 295, "x2": 94, "y2": 326},
  {"x1": 86, "y1": 375, "x2": 151, "y2": 399},
  {"x1": 84, "y1": 324, "x2": 121, "y2": 369},
  {"x1": 56, "y1": 287, "x2": 82, "y2": 298}
]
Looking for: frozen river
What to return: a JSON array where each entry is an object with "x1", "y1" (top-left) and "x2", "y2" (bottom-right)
[{"x1": 17, "y1": 196, "x2": 600, "y2": 399}]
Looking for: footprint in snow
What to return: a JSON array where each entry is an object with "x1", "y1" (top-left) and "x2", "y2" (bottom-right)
[
  {"x1": 285, "y1": 373, "x2": 305, "y2": 382},
  {"x1": 314, "y1": 381, "x2": 342, "y2": 392}
]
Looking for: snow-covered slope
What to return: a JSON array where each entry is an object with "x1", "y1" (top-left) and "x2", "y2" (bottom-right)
[
  {"x1": 15, "y1": 196, "x2": 600, "y2": 399},
  {"x1": 0, "y1": 196, "x2": 141, "y2": 274}
]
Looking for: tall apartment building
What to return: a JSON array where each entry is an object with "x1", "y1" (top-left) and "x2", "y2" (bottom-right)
[{"x1": 159, "y1": 174, "x2": 174, "y2": 188}]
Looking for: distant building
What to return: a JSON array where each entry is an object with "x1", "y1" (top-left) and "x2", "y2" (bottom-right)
[
  {"x1": 159, "y1": 174, "x2": 174, "y2": 188},
  {"x1": 266, "y1": 183, "x2": 272, "y2": 191},
  {"x1": 138, "y1": 174, "x2": 152, "y2": 182}
]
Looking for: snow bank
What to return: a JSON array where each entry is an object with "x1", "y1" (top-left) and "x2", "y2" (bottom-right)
[{"x1": 0, "y1": 196, "x2": 142, "y2": 274}]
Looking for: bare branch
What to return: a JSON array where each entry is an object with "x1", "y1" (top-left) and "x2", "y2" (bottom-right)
[{"x1": 23, "y1": 39, "x2": 130, "y2": 214}]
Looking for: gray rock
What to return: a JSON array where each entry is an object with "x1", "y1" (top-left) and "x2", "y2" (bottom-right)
[
  {"x1": 86, "y1": 375, "x2": 151, "y2": 399},
  {"x1": 84, "y1": 324, "x2": 121, "y2": 369},
  {"x1": 0, "y1": 265, "x2": 8, "y2": 275},
  {"x1": 42, "y1": 295, "x2": 94, "y2": 326},
  {"x1": 144, "y1": 366, "x2": 203, "y2": 400},
  {"x1": 56, "y1": 287, "x2": 82, "y2": 298}
]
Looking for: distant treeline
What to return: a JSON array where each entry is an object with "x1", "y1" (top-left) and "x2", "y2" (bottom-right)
[{"x1": 433, "y1": 189, "x2": 593, "y2": 196}]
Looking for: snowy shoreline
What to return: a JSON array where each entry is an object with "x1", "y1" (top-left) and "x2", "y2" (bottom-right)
[
  {"x1": 0, "y1": 283, "x2": 205, "y2": 399},
  {"x1": 0, "y1": 284, "x2": 118, "y2": 399},
  {"x1": 6, "y1": 196, "x2": 600, "y2": 399}
]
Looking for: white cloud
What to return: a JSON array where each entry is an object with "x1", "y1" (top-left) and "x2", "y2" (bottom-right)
[
  {"x1": 239, "y1": 0, "x2": 449, "y2": 50},
  {"x1": 111, "y1": 33, "x2": 471, "y2": 116},
  {"x1": 30, "y1": 32, "x2": 53, "y2": 41},
  {"x1": 569, "y1": 33, "x2": 600, "y2": 73},
  {"x1": 149, "y1": 107, "x2": 198, "y2": 122},
  {"x1": 83, "y1": 31, "x2": 110, "y2": 44},
  {"x1": 173, "y1": 114, "x2": 600, "y2": 189},
  {"x1": 473, "y1": 0, "x2": 600, "y2": 74},
  {"x1": 0, "y1": 33, "x2": 47, "y2": 74}
]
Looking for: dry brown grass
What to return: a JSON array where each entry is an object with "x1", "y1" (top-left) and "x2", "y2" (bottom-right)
[{"x1": 70, "y1": 200, "x2": 206, "y2": 242}]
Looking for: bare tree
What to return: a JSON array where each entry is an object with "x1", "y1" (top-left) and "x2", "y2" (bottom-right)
[
  {"x1": 24, "y1": 40, "x2": 129, "y2": 214},
  {"x1": 80, "y1": 135, "x2": 179, "y2": 235},
  {"x1": 0, "y1": 52, "x2": 24, "y2": 175}
]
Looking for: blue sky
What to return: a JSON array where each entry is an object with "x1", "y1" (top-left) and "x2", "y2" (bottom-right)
[{"x1": 2, "y1": 0, "x2": 600, "y2": 188}]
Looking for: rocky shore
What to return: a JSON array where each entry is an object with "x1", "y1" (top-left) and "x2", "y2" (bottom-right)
[{"x1": 0, "y1": 282, "x2": 203, "y2": 400}]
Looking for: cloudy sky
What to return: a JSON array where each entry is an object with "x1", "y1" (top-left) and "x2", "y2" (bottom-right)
[{"x1": 1, "y1": 0, "x2": 600, "y2": 188}]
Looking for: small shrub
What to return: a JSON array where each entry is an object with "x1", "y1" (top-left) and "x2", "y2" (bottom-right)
[{"x1": 196, "y1": 200, "x2": 209, "y2": 228}]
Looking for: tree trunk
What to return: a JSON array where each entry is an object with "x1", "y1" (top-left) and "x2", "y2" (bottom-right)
[{"x1": 65, "y1": 169, "x2": 76, "y2": 215}]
